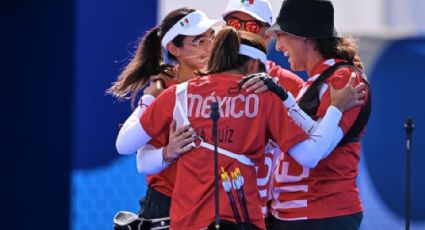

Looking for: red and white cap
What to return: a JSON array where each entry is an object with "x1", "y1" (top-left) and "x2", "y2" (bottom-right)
[
  {"x1": 222, "y1": 0, "x2": 273, "y2": 25},
  {"x1": 161, "y1": 10, "x2": 224, "y2": 48}
]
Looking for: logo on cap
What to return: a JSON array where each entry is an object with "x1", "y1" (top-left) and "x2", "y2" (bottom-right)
[
  {"x1": 179, "y1": 18, "x2": 190, "y2": 27},
  {"x1": 241, "y1": 0, "x2": 254, "y2": 6}
]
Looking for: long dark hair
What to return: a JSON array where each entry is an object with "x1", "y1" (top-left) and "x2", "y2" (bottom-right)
[
  {"x1": 199, "y1": 27, "x2": 266, "y2": 75},
  {"x1": 107, "y1": 7, "x2": 196, "y2": 106},
  {"x1": 314, "y1": 37, "x2": 363, "y2": 70}
]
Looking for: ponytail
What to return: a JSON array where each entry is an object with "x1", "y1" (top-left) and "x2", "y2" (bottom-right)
[
  {"x1": 200, "y1": 27, "x2": 240, "y2": 74},
  {"x1": 200, "y1": 27, "x2": 266, "y2": 75},
  {"x1": 107, "y1": 7, "x2": 196, "y2": 107},
  {"x1": 107, "y1": 27, "x2": 164, "y2": 105}
]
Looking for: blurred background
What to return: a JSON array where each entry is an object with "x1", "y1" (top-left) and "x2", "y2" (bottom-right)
[{"x1": 1, "y1": 0, "x2": 424, "y2": 229}]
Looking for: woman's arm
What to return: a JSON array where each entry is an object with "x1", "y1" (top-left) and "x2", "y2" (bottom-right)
[
  {"x1": 116, "y1": 95, "x2": 155, "y2": 154},
  {"x1": 287, "y1": 105, "x2": 343, "y2": 168},
  {"x1": 287, "y1": 74, "x2": 366, "y2": 167},
  {"x1": 283, "y1": 73, "x2": 365, "y2": 135},
  {"x1": 136, "y1": 121, "x2": 194, "y2": 175},
  {"x1": 116, "y1": 78, "x2": 193, "y2": 173},
  {"x1": 136, "y1": 145, "x2": 166, "y2": 174},
  {"x1": 115, "y1": 78, "x2": 170, "y2": 155},
  {"x1": 264, "y1": 73, "x2": 366, "y2": 168}
]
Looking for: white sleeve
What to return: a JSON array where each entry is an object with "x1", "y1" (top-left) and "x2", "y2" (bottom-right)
[
  {"x1": 136, "y1": 145, "x2": 169, "y2": 175},
  {"x1": 284, "y1": 92, "x2": 344, "y2": 164},
  {"x1": 287, "y1": 106, "x2": 343, "y2": 168},
  {"x1": 283, "y1": 92, "x2": 316, "y2": 133},
  {"x1": 115, "y1": 95, "x2": 155, "y2": 155},
  {"x1": 322, "y1": 127, "x2": 344, "y2": 159}
]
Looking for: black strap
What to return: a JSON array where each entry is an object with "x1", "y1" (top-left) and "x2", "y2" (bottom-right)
[
  {"x1": 338, "y1": 79, "x2": 371, "y2": 146},
  {"x1": 298, "y1": 62, "x2": 371, "y2": 146},
  {"x1": 298, "y1": 62, "x2": 356, "y2": 118}
]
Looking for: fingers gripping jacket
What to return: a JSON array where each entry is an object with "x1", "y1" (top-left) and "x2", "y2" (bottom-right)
[{"x1": 243, "y1": 73, "x2": 288, "y2": 101}]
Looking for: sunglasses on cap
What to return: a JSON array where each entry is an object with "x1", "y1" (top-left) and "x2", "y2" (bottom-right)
[{"x1": 225, "y1": 17, "x2": 266, "y2": 34}]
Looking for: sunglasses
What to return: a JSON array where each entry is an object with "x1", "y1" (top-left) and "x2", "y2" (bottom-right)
[
  {"x1": 225, "y1": 17, "x2": 265, "y2": 33},
  {"x1": 183, "y1": 32, "x2": 215, "y2": 47}
]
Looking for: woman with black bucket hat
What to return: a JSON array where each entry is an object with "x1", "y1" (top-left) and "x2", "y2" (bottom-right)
[{"x1": 265, "y1": 0, "x2": 371, "y2": 229}]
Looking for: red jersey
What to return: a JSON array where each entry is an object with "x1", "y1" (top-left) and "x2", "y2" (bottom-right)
[
  {"x1": 147, "y1": 64, "x2": 303, "y2": 202},
  {"x1": 271, "y1": 58, "x2": 368, "y2": 220},
  {"x1": 255, "y1": 141, "x2": 280, "y2": 215},
  {"x1": 145, "y1": 78, "x2": 179, "y2": 197},
  {"x1": 254, "y1": 61, "x2": 305, "y2": 215},
  {"x1": 267, "y1": 60, "x2": 304, "y2": 96},
  {"x1": 147, "y1": 64, "x2": 304, "y2": 199},
  {"x1": 141, "y1": 73, "x2": 308, "y2": 230}
]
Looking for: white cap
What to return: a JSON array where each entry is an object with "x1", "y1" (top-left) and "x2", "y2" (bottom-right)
[
  {"x1": 222, "y1": 0, "x2": 273, "y2": 25},
  {"x1": 161, "y1": 10, "x2": 224, "y2": 48}
]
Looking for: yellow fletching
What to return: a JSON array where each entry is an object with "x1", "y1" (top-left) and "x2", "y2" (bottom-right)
[
  {"x1": 236, "y1": 167, "x2": 241, "y2": 176},
  {"x1": 220, "y1": 173, "x2": 228, "y2": 181},
  {"x1": 220, "y1": 167, "x2": 229, "y2": 181}
]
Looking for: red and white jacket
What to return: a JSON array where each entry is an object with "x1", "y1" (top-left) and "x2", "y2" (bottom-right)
[{"x1": 271, "y1": 58, "x2": 368, "y2": 220}]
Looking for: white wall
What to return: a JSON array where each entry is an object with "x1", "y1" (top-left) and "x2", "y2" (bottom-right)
[
  {"x1": 159, "y1": 0, "x2": 425, "y2": 37},
  {"x1": 332, "y1": 0, "x2": 386, "y2": 35},
  {"x1": 387, "y1": 0, "x2": 425, "y2": 34}
]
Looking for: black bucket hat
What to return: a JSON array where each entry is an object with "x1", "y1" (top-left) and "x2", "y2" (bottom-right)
[{"x1": 266, "y1": 0, "x2": 338, "y2": 39}]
